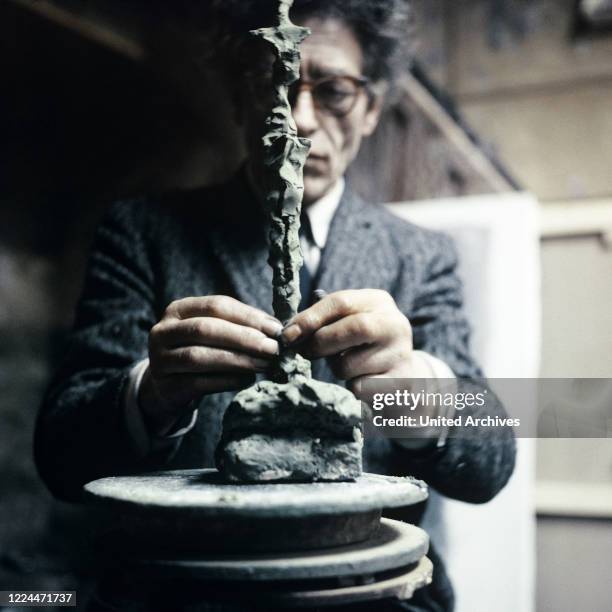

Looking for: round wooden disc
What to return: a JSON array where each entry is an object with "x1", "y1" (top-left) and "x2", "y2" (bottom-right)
[
  {"x1": 85, "y1": 469, "x2": 428, "y2": 553},
  {"x1": 84, "y1": 469, "x2": 427, "y2": 519},
  {"x1": 242, "y1": 557, "x2": 434, "y2": 608},
  {"x1": 121, "y1": 519, "x2": 429, "y2": 582}
]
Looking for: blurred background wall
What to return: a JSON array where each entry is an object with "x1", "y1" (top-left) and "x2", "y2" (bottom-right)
[
  {"x1": 409, "y1": 4, "x2": 612, "y2": 610},
  {"x1": 1, "y1": 1, "x2": 612, "y2": 610}
]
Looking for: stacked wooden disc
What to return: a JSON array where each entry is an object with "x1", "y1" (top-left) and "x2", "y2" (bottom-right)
[{"x1": 85, "y1": 469, "x2": 433, "y2": 609}]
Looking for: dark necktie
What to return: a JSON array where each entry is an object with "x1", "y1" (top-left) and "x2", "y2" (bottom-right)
[{"x1": 299, "y1": 212, "x2": 315, "y2": 311}]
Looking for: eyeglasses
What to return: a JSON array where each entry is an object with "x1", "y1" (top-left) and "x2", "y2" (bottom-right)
[{"x1": 288, "y1": 75, "x2": 370, "y2": 117}]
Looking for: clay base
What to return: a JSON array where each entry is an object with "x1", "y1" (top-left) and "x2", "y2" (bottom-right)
[
  {"x1": 219, "y1": 432, "x2": 362, "y2": 483},
  {"x1": 216, "y1": 376, "x2": 363, "y2": 483}
]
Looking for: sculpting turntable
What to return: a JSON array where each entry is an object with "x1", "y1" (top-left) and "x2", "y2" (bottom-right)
[{"x1": 85, "y1": 469, "x2": 432, "y2": 610}]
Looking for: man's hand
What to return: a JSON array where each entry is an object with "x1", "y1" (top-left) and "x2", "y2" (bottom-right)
[
  {"x1": 281, "y1": 289, "x2": 419, "y2": 396},
  {"x1": 140, "y1": 296, "x2": 282, "y2": 435}
]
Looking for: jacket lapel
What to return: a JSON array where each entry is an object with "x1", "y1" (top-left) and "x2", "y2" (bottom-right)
[
  {"x1": 315, "y1": 187, "x2": 400, "y2": 295},
  {"x1": 207, "y1": 172, "x2": 274, "y2": 315},
  {"x1": 206, "y1": 176, "x2": 401, "y2": 316}
]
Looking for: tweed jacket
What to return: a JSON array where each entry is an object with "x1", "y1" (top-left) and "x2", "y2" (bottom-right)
[{"x1": 35, "y1": 170, "x2": 515, "y2": 508}]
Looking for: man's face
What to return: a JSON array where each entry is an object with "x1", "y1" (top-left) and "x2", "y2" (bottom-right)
[{"x1": 242, "y1": 17, "x2": 383, "y2": 205}]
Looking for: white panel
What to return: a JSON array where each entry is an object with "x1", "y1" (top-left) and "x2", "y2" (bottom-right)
[{"x1": 387, "y1": 192, "x2": 540, "y2": 612}]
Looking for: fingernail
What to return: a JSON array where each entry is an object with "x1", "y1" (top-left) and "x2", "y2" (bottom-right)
[
  {"x1": 260, "y1": 337, "x2": 280, "y2": 356},
  {"x1": 281, "y1": 323, "x2": 302, "y2": 345},
  {"x1": 263, "y1": 318, "x2": 284, "y2": 337},
  {"x1": 253, "y1": 358, "x2": 270, "y2": 371}
]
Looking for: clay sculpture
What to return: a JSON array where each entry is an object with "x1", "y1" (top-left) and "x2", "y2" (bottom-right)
[{"x1": 215, "y1": 0, "x2": 363, "y2": 483}]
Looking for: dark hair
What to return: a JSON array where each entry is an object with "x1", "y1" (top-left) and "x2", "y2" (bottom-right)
[{"x1": 210, "y1": 0, "x2": 413, "y2": 84}]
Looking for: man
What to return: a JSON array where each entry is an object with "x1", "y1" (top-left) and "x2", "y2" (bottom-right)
[{"x1": 35, "y1": 1, "x2": 515, "y2": 610}]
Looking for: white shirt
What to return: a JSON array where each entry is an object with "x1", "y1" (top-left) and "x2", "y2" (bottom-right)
[
  {"x1": 300, "y1": 177, "x2": 344, "y2": 274},
  {"x1": 124, "y1": 178, "x2": 454, "y2": 457}
]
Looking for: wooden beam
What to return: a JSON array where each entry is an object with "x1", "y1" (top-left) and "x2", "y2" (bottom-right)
[
  {"x1": 540, "y1": 198, "x2": 612, "y2": 246},
  {"x1": 7, "y1": 0, "x2": 146, "y2": 61},
  {"x1": 399, "y1": 72, "x2": 515, "y2": 193}
]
